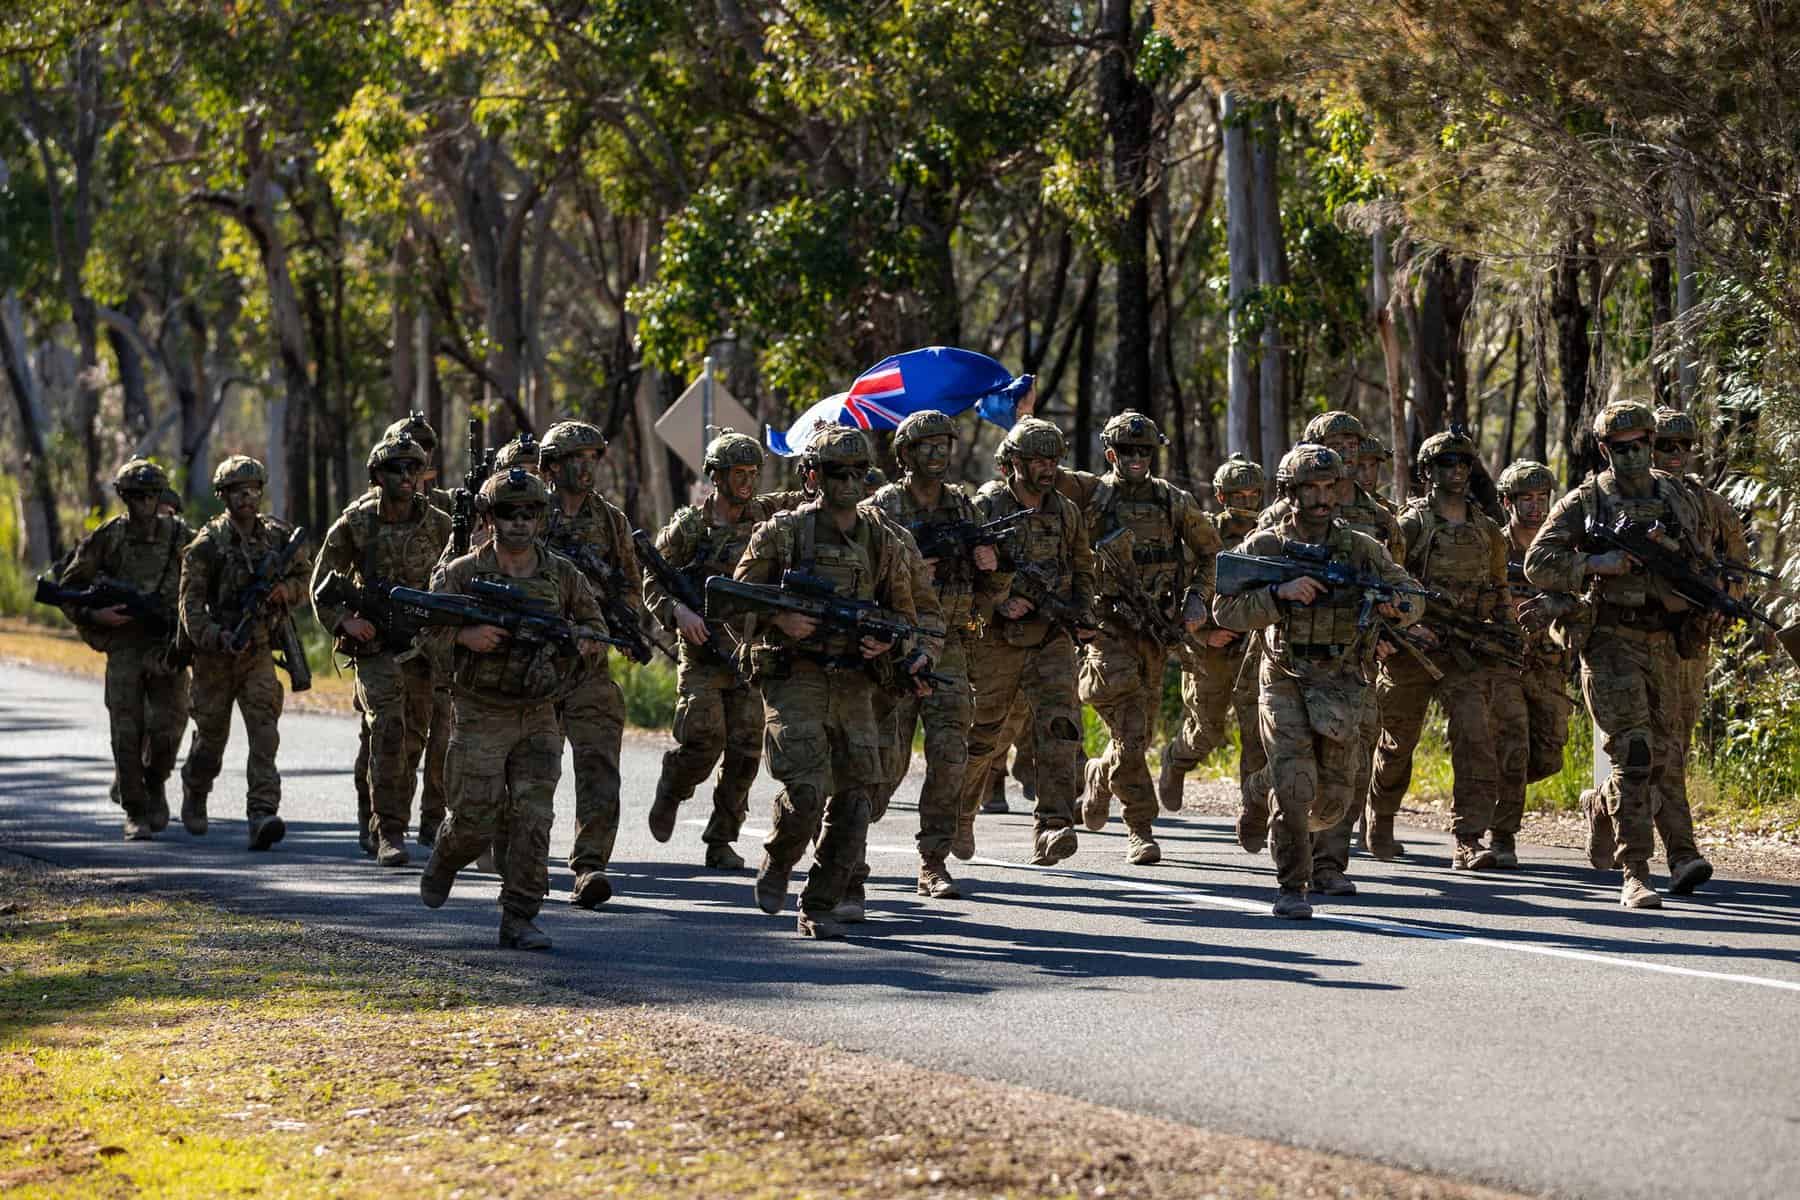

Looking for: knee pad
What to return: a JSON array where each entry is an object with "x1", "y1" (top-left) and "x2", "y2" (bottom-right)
[
  {"x1": 1620, "y1": 729, "x2": 1653, "y2": 780},
  {"x1": 1049, "y1": 715, "x2": 1082, "y2": 743}
]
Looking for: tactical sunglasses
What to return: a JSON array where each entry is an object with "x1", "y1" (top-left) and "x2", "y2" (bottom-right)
[
  {"x1": 1113, "y1": 446, "x2": 1153, "y2": 459},
  {"x1": 1654, "y1": 438, "x2": 1694, "y2": 454},
  {"x1": 491, "y1": 502, "x2": 545, "y2": 521},
  {"x1": 1604, "y1": 438, "x2": 1649, "y2": 455},
  {"x1": 818, "y1": 462, "x2": 871, "y2": 481},
  {"x1": 1433, "y1": 453, "x2": 1474, "y2": 468},
  {"x1": 379, "y1": 462, "x2": 423, "y2": 477}
]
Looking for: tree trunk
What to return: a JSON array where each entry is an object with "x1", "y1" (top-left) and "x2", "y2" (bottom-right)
[
  {"x1": 1075, "y1": 281, "x2": 1098, "y2": 472},
  {"x1": 1441, "y1": 256, "x2": 1479, "y2": 429},
  {"x1": 1372, "y1": 229, "x2": 1411, "y2": 501},
  {"x1": 0, "y1": 290, "x2": 64, "y2": 564},
  {"x1": 1100, "y1": 0, "x2": 1154, "y2": 420},
  {"x1": 1251, "y1": 104, "x2": 1286, "y2": 476},
  {"x1": 1648, "y1": 206, "x2": 1675, "y2": 408},
  {"x1": 1409, "y1": 251, "x2": 1453, "y2": 436},
  {"x1": 1674, "y1": 182, "x2": 1699, "y2": 406},
  {"x1": 1552, "y1": 219, "x2": 1597, "y2": 480},
  {"x1": 108, "y1": 296, "x2": 153, "y2": 441},
  {"x1": 1500, "y1": 327, "x2": 1525, "y2": 465},
  {"x1": 629, "y1": 220, "x2": 674, "y2": 527},
  {"x1": 1222, "y1": 91, "x2": 1258, "y2": 461}
]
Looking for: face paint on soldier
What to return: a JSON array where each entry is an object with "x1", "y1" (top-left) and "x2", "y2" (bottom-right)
[
  {"x1": 491, "y1": 503, "x2": 543, "y2": 552},
  {"x1": 121, "y1": 490, "x2": 160, "y2": 527},
  {"x1": 553, "y1": 448, "x2": 601, "y2": 495},
  {"x1": 906, "y1": 435, "x2": 952, "y2": 482},
  {"x1": 223, "y1": 482, "x2": 263, "y2": 523},
  {"x1": 1507, "y1": 488, "x2": 1552, "y2": 530},
  {"x1": 377, "y1": 461, "x2": 420, "y2": 505},
  {"x1": 1603, "y1": 431, "x2": 1652, "y2": 482},
  {"x1": 1295, "y1": 480, "x2": 1336, "y2": 529},
  {"x1": 1108, "y1": 444, "x2": 1153, "y2": 483},
  {"x1": 1014, "y1": 454, "x2": 1059, "y2": 495},
  {"x1": 1219, "y1": 486, "x2": 1262, "y2": 516},
  {"x1": 1653, "y1": 438, "x2": 1693, "y2": 474},
  {"x1": 815, "y1": 461, "x2": 868, "y2": 511},
  {"x1": 1431, "y1": 452, "x2": 1472, "y2": 498},
  {"x1": 1356, "y1": 457, "x2": 1382, "y2": 494},
  {"x1": 716, "y1": 464, "x2": 759, "y2": 504}
]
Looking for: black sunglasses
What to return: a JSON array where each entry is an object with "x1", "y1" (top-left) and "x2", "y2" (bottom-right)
[
  {"x1": 1113, "y1": 446, "x2": 1153, "y2": 459},
  {"x1": 1654, "y1": 439, "x2": 1693, "y2": 454},
  {"x1": 380, "y1": 463, "x2": 422, "y2": 477},
  {"x1": 1604, "y1": 439, "x2": 1649, "y2": 454},
  {"x1": 818, "y1": 462, "x2": 871, "y2": 481},
  {"x1": 1433, "y1": 453, "x2": 1474, "y2": 468},
  {"x1": 491, "y1": 502, "x2": 544, "y2": 521}
]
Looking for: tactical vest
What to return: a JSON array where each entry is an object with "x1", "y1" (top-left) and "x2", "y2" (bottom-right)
[
  {"x1": 71, "y1": 515, "x2": 185, "y2": 651},
  {"x1": 1093, "y1": 477, "x2": 1184, "y2": 604},
  {"x1": 1282, "y1": 523, "x2": 1369, "y2": 653},
  {"x1": 342, "y1": 495, "x2": 445, "y2": 590},
  {"x1": 1506, "y1": 532, "x2": 1570, "y2": 671},
  {"x1": 1338, "y1": 487, "x2": 1400, "y2": 555},
  {"x1": 545, "y1": 492, "x2": 629, "y2": 593},
  {"x1": 1577, "y1": 473, "x2": 1699, "y2": 613},
  {"x1": 795, "y1": 507, "x2": 876, "y2": 661},
  {"x1": 682, "y1": 498, "x2": 774, "y2": 596},
  {"x1": 873, "y1": 481, "x2": 975, "y2": 630},
  {"x1": 450, "y1": 562, "x2": 583, "y2": 702},
  {"x1": 1402, "y1": 499, "x2": 1503, "y2": 616},
  {"x1": 987, "y1": 484, "x2": 1077, "y2": 647},
  {"x1": 201, "y1": 514, "x2": 294, "y2": 639}
]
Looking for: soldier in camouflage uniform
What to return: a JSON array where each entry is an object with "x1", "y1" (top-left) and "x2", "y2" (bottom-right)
[
  {"x1": 419, "y1": 470, "x2": 607, "y2": 950},
  {"x1": 1159, "y1": 454, "x2": 1267, "y2": 831},
  {"x1": 1357, "y1": 436, "x2": 1395, "y2": 509},
  {"x1": 1644, "y1": 407, "x2": 1746, "y2": 893},
  {"x1": 1060, "y1": 412, "x2": 1221, "y2": 864},
  {"x1": 957, "y1": 418, "x2": 1098, "y2": 866},
  {"x1": 178, "y1": 456, "x2": 312, "y2": 850},
  {"x1": 494, "y1": 433, "x2": 540, "y2": 474},
  {"x1": 1525, "y1": 400, "x2": 1710, "y2": 908},
  {"x1": 1215, "y1": 445, "x2": 1422, "y2": 918},
  {"x1": 311, "y1": 435, "x2": 452, "y2": 866},
  {"x1": 733, "y1": 427, "x2": 929, "y2": 938},
  {"x1": 57, "y1": 458, "x2": 192, "y2": 839},
  {"x1": 1368, "y1": 430, "x2": 1516, "y2": 873},
  {"x1": 867, "y1": 410, "x2": 999, "y2": 900},
  {"x1": 1487, "y1": 460, "x2": 1576, "y2": 868},
  {"x1": 643, "y1": 430, "x2": 781, "y2": 870},
  {"x1": 539, "y1": 420, "x2": 644, "y2": 909}
]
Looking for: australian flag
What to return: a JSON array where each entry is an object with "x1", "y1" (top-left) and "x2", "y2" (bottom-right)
[{"x1": 765, "y1": 346, "x2": 1032, "y2": 456}]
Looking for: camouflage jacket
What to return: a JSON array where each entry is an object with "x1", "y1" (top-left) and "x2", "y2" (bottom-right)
[
  {"x1": 545, "y1": 490, "x2": 646, "y2": 624},
  {"x1": 426, "y1": 542, "x2": 604, "y2": 706},
  {"x1": 179, "y1": 513, "x2": 312, "y2": 653},
  {"x1": 868, "y1": 478, "x2": 992, "y2": 636},
  {"x1": 59, "y1": 512, "x2": 192, "y2": 652},
  {"x1": 311, "y1": 492, "x2": 452, "y2": 636}
]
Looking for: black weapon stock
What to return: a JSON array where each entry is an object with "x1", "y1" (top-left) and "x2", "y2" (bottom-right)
[
  {"x1": 631, "y1": 528, "x2": 747, "y2": 683},
  {"x1": 34, "y1": 575, "x2": 173, "y2": 635},
  {"x1": 1006, "y1": 560, "x2": 1097, "y2": 636},
  {"x1": 312, "y1": 569, "x2": 415, "y2": 654},
  {"x1": 223, "y1": 527, "x2": 312, "y2": 692},
  {"x1": 451, "y1": 418, "x2": 496, "y2": 557},
  {"x1": 1215, "y1": 545, "x2": 1436, "y2": 612},
  {"x1": 388, "y1": 579, "x2": 629, "y2": 655}
]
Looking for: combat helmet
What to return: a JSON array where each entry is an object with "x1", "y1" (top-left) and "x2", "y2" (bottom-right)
[
  {"x1": 1417, "y1": 429, "x2": 1478, "y2": 466},
  {"x1": 212, "y1": 455, "x2": 268, "y2": 493},
  {"x1": 1303, "y1": 410, "x2": 1366, "y2": 444},
  {"x1": 1100, "y1": 410, "x2": 1166, "y2": 449},
  {"x1": 383, "y1": 411, "x2": 438, "y2": 452},
  {"x1": 494, "y1": 432, "x2": 540, "y2": 470},
  {"x1": 999, "y1": 417, "x2": 1067, "y2": 462},
  {"x1": 539, "y1": 420, "x2": 607, "y2": 464},
  {"x1": 113, "y1": 457, "x2": 169, "y2": 496},
  {"x1": 702, "y1": 428, "x2": 765, "y2": 473},
  {"x1": 366, "y1": 434, "x2": 430, "y2": 475},
  {"x1": 806, "y1": 425, "x2": 873, "y2": 468},
  {"x1": 1275, "y1": 443, "x2": 1343, "y2": 492},
  {"x1": 1359, "y1": 435, "x2": 1391, "y2": 463},
  {"x1": 477, "y1": 467, "x2": 551, "y2": 512},
  {"x1": 892, "y1": 410, "x2": 958, "y2": 452},
  {"x1": 1212, "y1": 452, "x2": 1265, "y2": 493},
  {"x1": 1496, "y1": 459, "x2": 1556, "y2": 496},
  {"x1": 1654, "y1": 407, "x2": 1700, "y2": 441},
  {"x1": 1592, "y1": 400, "x2": 1656, "y2": 440}
]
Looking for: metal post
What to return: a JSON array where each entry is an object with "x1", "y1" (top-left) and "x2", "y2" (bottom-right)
[{"x1": 701, "y1": 354, "x2": 714, "y2": 463}]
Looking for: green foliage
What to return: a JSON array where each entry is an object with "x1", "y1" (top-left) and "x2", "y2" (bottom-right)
[{"x1": 613, "y1": 653, "x2": 677, "y2": 729}]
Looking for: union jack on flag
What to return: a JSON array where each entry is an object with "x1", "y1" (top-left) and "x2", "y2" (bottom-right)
[{"x1": 765, "y1": 346, "x2": 1032, "y2": 456}]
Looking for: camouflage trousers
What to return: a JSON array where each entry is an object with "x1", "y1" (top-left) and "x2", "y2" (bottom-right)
[
  {"x1": 562, "y1": 664, "x2": 626, "y2": 876},
  {"x1": 103, "y1": 642, "x2": 189, "y2": 818},
  {"x1": 1490, "y1": 663, "x2": 1576, "y2": 838},
  {"x1": 357, "y1": 680, "x2": 449, "y2": 840},
  {"x1": 181, "y1": 644, "x2": 283, "y2": 818},
  {"x1": 1312, "y1": 690, "x2": 1381, "y2": 874},
  {"x1": 1078, "y1": 627, "x2": 1171, "y2": 832},
  {"x1": 1164, "y1": 640, "x2": 1265, "y2": 806},
  {"x1": 961, "y1": 632, "x2": 1083, "y2": 833},
  {"x1": 1248, "y1": 656, "x2": 1367, "y2": 891},
  {"x1": 654, "y1": 655, "x2": 762, "y2": 849},
  {"x1": 760, "y1": 663, "x2": 881, "y2": 917},
  {"x1": 1652, "y1": 644, "x2": 1706, "y2": 868},
  {"x1": 1579, "y1": 629, "x2": 1678, "y2": 867},
  {"x1": 1369, "y1": 649, "x2": 1501, "y2": 839},
  {"x1": 432, "y1": 698, "x2": 562, "y2": 919},
  {"x1": 872, "y1": 633, "x2": 971, "y2": 863},
  {"x1": 354, "y1": 652, "x2": 434, "y2": 842}
]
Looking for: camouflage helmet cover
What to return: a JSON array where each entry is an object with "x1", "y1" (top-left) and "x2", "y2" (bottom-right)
[
  {"x1": 113, "y1": 457, "x2": 170, "y2": 494},
  {"x1": 1496, "y1": 459, "x2": 1557, "y2": 496},
  {"x1": 892, "y1": 410, "x2": 958, "y2": 451},
  {"x1": 383, "y1": 411, "x2": 438, "y2": 451},
  {"x1": 1276, "y1": 443, "x2": 1344, "y2": 488},
  {"x1": 539, "y1": 420, "x2": 608, "y2": 462},
  {"x1": 1000, "y1": 416, "x2": 1067, "y2": 461},
  {"x1": 1592, "y1": 400, "x2": 1657, "y2": 440},
  {"x1": 366, "y1": 433, "x2": 430, "y2": 474},
  {"x1": 158, "y1": 486, "x2": 182, "y2": 511},
  {"x1": 1302, "y1": 410, "x2": 1366, "y2": 444},
  {"x1": 477, "y1": 467, "x2": 551, "y2": 510},
  {"x1": 1212, "y1": 452, "x2": 1266, "y2": 492},
  {"x1": 493, "y1": 433, "x2": 540, "y2": 470},
  {"x1": 1654, "y1": 406, "x2": 1700, "y2": 440},
  {"x1": 1417, "y1": 429, "x2": 1478, "y2": 466},
  {"x1": 806, "y1": 424, "x2": 873, "y2": 467},
  {"x1": 1100, "y1": 409, "x2": 1166, "y2": 448},
  {"x1": 212, "y1": 455, "x2": 268, "y2": 493},
  {"x1": 702, "y1": 429, "x2": 765, "y2": 473},
  {"x1": 1359, "y1": 435, "x2": 1391, "y2": 462}
]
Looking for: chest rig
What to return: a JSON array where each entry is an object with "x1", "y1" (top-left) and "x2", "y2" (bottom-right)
[
  {"x1": 350, "y1": 496, "x2": 441, "y2": 590},
  {"x1": 1282, "y1": 524, "x2": 1368, "y2": 654},
  {"x1": 793, "y1": 508, "x2": 875, "y2": 662},
  {"x1": 1404, "y1": 500, "x2": 1501, "y2": 615},
  {"x1": 1580, "y1": 474, "x2": 1696, "y2": 613},
  {"x1": 1094, "y1": 478, "x2": 1183, "y2": 606},
  {"x1": 684, "y1": 498, "x2": 771, "y2": 595},
  {"x1": 452, "y1": 562, "x2": 580, "y2": 701},
  {"x1": 877, "y1": 482, "x2": 975, "y2": 629}
]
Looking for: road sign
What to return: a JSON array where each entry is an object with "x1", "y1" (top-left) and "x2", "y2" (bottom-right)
[{"x1": 654, "y1": 366, "x2": 756, "y2": 475}]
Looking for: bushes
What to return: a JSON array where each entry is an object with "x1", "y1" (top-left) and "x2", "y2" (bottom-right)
[{"x1": 614, "y1": 654, "x2": 678, "y2": 729}]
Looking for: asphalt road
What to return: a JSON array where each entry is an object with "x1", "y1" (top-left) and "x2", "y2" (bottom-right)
[{"x1": 3, "y1": 659, "x2": 1798, "y2": 1199}]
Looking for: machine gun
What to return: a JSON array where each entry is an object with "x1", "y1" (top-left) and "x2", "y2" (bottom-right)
[
  {"x1": 1585, "y1": 513, "x2": 1800, "y2": 666},
  {"x1": 223, "y1": 526, "x2": 312, "y2": 692},
  {"x1": 34, "y1": 575, "x2": 174, "y2": 635},
  {"x1": 631, "y1": 528, "x2": 747, "y2": 683},
  {"x1": 1005, "y1": 560, "x2": 1099, "y2": 638},
  {"x1": 1092, "y1": 527, "x2": 1187, "y2": 647},
  {"x1": 451, "y1": 417, "x2": 497, "y2": 557},
  {"x1": 311, "y1": 569, "x2": 416, "y2": 655},
  {"x1": 906, "y1": 509, "x2": 1029, "y2": 564},
  {"x1": 388, "y1": 578, "x2": 631, "y2": 655},
  {"x1": 549, "y1": 537, "x2": 670, "y2": 666}
]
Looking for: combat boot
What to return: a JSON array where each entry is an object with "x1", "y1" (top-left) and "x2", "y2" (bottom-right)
[
  {"x1": 1490, "y1": 832, "x2": 1520, "y2": 870},
  {"x1": 980, "y1": 773, "x2": 1009, "y2": 814},
  {"x1": 1235, "y1": 807, "x2": 1268, "y2": 854},
  {"x1": 247, "y1": 813, "x2": 287, "y2": 852},
  {"x1": 1080, "y1": 760, "x2": 1111, "y2": 832},
  {"x1": 647, "y1": 782, "x2": 680, "y2": 843},
  {"x1": 918, "y1": 858, "x2": 961, "y2": 900},
  {"x1": 1364, "y1": 813, "x2": 1405, "y2": 861},
  {"x1": 570, "y1": 871, "x2": 613, "y2": 909},
  {"x1": 1582, "y1": 788, "x2": 1616, "y2": 870},
  {"x1": 1312, "y1": 866, "x2": 1357, "y2": 896},
  {"x1": 416, "y1": 816, "x2": 439, "y2": 849},
  {"x1": 1669, "y1": 857, "x2": 1714, "y2": 896},
  {"x1": 143, "y1": 779, "x2": 171, "y2": 833},
  {"x1": 181, "y1": 786, "x2": 208, "y2": 836},
  {"x1": 1125, "y1": 827, "x2": 1162, "y2": 866},
  {"x1": 498, "y1": 913, "x2": 552, "y2": 950},
  {"x1": 754, "y1": 856, "x2": 788, "y2": 915},
  {"x1": 796, "y1": 909, "x2": 849, "y2": 939},
  {"x1": 829, "y1": 895, "x2": 866, "y2": 923},
  {"x1": 122, "y1": 811, "x2": 154, "y2": 841},
  {"x1": 1029, "y1": 825, "x2": 1078, "y2": 866},
  {"x1": 419, "y1": 854, "x2": 455, "y2": 908},
  {"x1": 950, "y1": 810, "x2": 977, "y2": 861},
  {"x1": 705, "y1": 843, "x2": 746, "y2": 871},
  {"x1": 1271, "y1": 887, "x2": 1313, "y2": 919},
  {"x1": 375, "y1": 830, "x2": 411, "y2": 868},
  {"x1": 1452, "y1": 836, "x2": 1497, "y2": 871},
  {"x1": 1156, "y1": 755, "x2": 1186, "y2": 813},
  {"x1": 1620, "y1": 863, "x2": 1662, "y2": 910}
]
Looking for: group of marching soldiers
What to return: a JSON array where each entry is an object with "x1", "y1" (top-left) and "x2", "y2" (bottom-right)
[{"x1": 51, "y1": 392, "x2": 1759, "y2": 945}]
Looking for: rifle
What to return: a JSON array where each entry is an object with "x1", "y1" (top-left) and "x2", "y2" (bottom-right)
[
  {"x1": 1006, "y1": 560, "x2": 1098, "y2": 637},
  {"x1": 705, "y1": 571, "x2": 940, "y2": 648},
  {"x1": 1215, "y1": 544, "x2": 1437, "y2": 614},
  {"x1": 549, "y1": 536, "x2": 668, "y2": 666},
  {"x1": 388, "y1": 578, "x2": 631, "y2": 655},
  {"x1": 1092, "y1": 527, "x2": 1187, "y2": 647},
  {"x1": 630, "y1": 528, "x2": 747, "y2": 683},
  {"x1": 906, "y1": 509, "x2": 1029, "y2": 564},
  {"x1": 223, "y1": 526, "x2": 312, "y2": 692},
  {"x1": 34, "y1": 575, "x2": 174, "y2": 635},
  {"x1": 1422, "y1": 601, "x2": 1526, "y2": 671},
  {"x1": 451, "y1": 417, "x2": 496, "y2": 557},
  {"x1": 311, "y1": 569, "x2": 416, "y2": 654}
]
